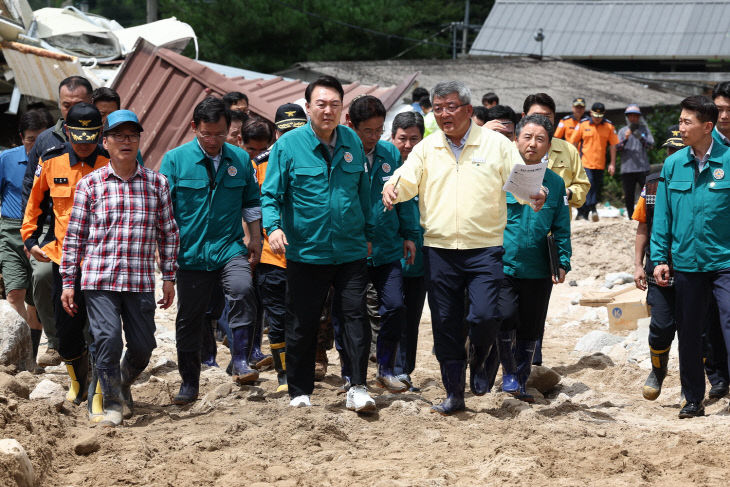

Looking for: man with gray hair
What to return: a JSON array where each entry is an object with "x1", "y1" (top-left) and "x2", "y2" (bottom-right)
[{"x1": 383, "y1": 81, "x2": 547, "y2": 415}]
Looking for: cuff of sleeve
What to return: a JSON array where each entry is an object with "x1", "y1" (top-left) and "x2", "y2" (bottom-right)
[
  {"x1": 62, "y1": 280, "x2": 75, "y2": 290},
  {"x1": 24, "y1": 238, "x2": 38, "y2": 251},
  {"x1": 162, "y1": 272, "x2": 176, "y2": 282},
  {"x1": 265, "y1": 224, "x2": 280, "y2": 235},
  {"x1": 243, "y1": 206, "x2": 262, "y2": 223}
]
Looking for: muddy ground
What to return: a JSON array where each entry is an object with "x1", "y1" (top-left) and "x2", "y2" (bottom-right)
[{"x1": 3, "y1": 217, "x2": 730, "y2": 487}]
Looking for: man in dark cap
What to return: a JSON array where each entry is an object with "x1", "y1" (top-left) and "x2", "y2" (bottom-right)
[
  {"x1": 554, "y1": 97, "x2": 588, "y2": 141},
  {"x1": 570, "y1": 102, "x2": 619, "y2": 221},
  {"x1": 61, "y1": 110, "x2": 179, "y2": 426},
  {"x1": 21, "y1": 103, "x2": 110, "y2": 408}
]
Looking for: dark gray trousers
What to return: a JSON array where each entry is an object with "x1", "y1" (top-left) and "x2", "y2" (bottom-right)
[
  {"x1": 85, "y1": 290, "x2": 157, "y2": 370},
  {"x1": 175, "y1": 255, "x2": 256, "y2": 353}
]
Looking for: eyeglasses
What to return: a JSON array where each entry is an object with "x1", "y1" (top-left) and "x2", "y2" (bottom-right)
[
  {"x1": 432, "y1": 103, "x2": 469, "y2": 115},
  {"x1": 107, "y1": 133, "x2": 141, "y2": 142},
  {"x1": 358, "y1": 127, "x2": 384, "y2": 138},
  {"x1": 197, "y1": 132, "x2": 227, "y2": 141}
]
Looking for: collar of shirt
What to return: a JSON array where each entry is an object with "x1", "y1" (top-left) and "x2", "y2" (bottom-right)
[
  {"x1": 102, "y1": 161, "x2": 145, "y2": 181},
  {"x1": 365, "y1": 147, "x2": 375, "y2": 169},
  {"x1": 310, "y1": 123, "x2": 337, "y2": 156},
  {"x1": 689, "y1": 140, "x2": 714, "y2": 170},
  {"x1": 67, "y1": 142, "x2": 102, "y2": 167},
  {"x1": 715, "y1": 127, "x2": 730, "y2": 146},
  {"x1": 445, "y1": 125, "x2": 472, "y2": 155}
]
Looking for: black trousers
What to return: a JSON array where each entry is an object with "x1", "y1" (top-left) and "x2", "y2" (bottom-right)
[
  {"x1": 621, "y1": 171, "x2": 647, "y2": 218},
  {"x1": 647, "y1": 282, "x2": 728, "y2": 386},
  {"x1": 424, "y1": 246, "x2": 504, "y2": 362},
  {"x1": 395, "y1": 275, "x2": 427, "y2": 376},
  {"x1": 286, "y1": 259, "x2": 369, "y2": 398},
  {"x1": 498, "y1": 275, "x2": 553, "y2": 341},
  {"x1": 175, "y1": 255, "x2": 256, "y2": 354},
  {"x1": 674, "y1": 269, "x2": 730, "y2": 403},
  {"x1": 257, "y1": 263, "x2": 287, "y2": 344},
  {"x1": 51, "y1": 263, "x2": 87, "y2": 360}
]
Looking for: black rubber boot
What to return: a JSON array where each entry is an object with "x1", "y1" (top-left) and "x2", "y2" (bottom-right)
[
  {"x1": 270, "y1": 342, "x2": 288, "y2": 392},
  {"x1": 376, "y1": 338, "x2": 407, "y2": 393},
  {"x1": 120, "y1": 353, "x2": 148, "y2": 419},
  {"x1": 643, "y1": 346, "x2": 670, "y2": 400},
  {"x1": 431, "y1": 360, "x2": 466, "y2": 416},
  {"x1": 248, "y1": 320, "x2": 272, "y2": 370},
  {"x1": 514, "y1": 340, "x2": 538, "y2": 403},
  {"x1": 63, "y1": 350, "x2": 89, "y2": 405},
  {"x1": 30, "y1": 329, "x2": 42, "y2": 359},
  {"x1": 232, "y1": 327, "x2": 259, "y2": 385},
  {"x1": 497, "y1": 330, "x2": 518, "y2": 394},
  {"x1": 97, "y1": 366, "x2": 123, "y2": 427},
  {"x1": 468, "y1": 338, "x2": 493, "y2": 396},
  {"x1": 173, "y1": 350, "x2": 200, "y2": 405}
]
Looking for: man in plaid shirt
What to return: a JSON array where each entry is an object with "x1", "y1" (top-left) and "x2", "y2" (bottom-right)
[{"x1": 61, "y1": 110, "x2": 179, "y2": 426}]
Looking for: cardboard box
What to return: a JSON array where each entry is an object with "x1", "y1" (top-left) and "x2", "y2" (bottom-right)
[{"x1": 606, "y1": 289, "x2": 650, "y2": 332}]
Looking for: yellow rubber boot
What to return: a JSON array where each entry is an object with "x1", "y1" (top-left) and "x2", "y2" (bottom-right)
[
  {"x1": 271, "y1": 342, "x2": 288, "y2": 393},
  {"x1": 64, "y1": 352, "x2": 89, "y2": 405}
]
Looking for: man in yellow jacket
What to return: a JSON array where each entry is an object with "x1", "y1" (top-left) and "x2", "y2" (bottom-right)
[{"x1": 382, "y1": 81, "x2": 546, "y2": 415}]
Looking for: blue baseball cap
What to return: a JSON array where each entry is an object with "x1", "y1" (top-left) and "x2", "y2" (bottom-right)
[
  {"x1": 624, "y1": 104, "x2": 641, "y2": 115},
  {"x1": 104, "y1": 110, "x2": 144, "y2": 133}
]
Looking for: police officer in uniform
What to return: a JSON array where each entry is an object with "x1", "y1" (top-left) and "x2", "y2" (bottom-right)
[{"x1": 21, "y1": 103, "x2": 109, "y2": 407}]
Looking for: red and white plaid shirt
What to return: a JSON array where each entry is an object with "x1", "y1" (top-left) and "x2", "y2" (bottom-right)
[{"x1": 61, "y1": 163, "x2": 179, "y2": 291}]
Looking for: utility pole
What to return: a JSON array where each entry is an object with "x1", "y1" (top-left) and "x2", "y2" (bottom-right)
[
  {"x1": 147, "y1": 0, "x2": 159, "y2": 23},
  {"x1": 462, "y1": 0, "x2": 470, "y2": 55}
]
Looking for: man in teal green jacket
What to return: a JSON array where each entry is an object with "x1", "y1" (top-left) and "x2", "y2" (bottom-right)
[
  {"x1": 261, "y1": 76, "x2": 377, "y2": 413},
  {"x1": 337, "y1": 95, "x2": 420, "y2": 394},
  {"x1": 389, "y1": 111, "x2": 427, "y2": 391},
  {"x1": 651, "y1": 95, "x2": 730, "y2": 419},
  {"x1": 160, "y1": 97, "x2": 262, "y2": 404},
  {"x1": 496, "y1": 114, "x2": 571, "y2": 403}
]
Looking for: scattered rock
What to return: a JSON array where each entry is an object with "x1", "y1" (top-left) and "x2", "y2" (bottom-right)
[
  {"x1": 245, "y1": 386, "x2": 266, "y2": 402},
  {"x1": 526, "y1": 366, "x2": 561, "y2": 393},
  {"x1": 29, "y1": 379, "x2": 65, "y2": 400},
  {"x1": 74, "y1": 434, "x2": 100, "y2": 455},
  {"x1": 0, "y1": 372, "x2": 29, "y2": 399},
  {"x1": 149, "y1": 357, "x2": 176, "y2": 374},
  {"x1": 502, "y1": 397, "x2": 531, "y2": 414},
  {"x1": 267, "y1": 465, "x2": 289, "y2": 480},
  {"x1": 569, "y1": 280, "x2": 578, "y2": 287},
  {"x1": 574, "y1": 330, "x2": 624, "y2": 354},
  {"x1": 0, "y1": 302, "x2": 35, "y2": 372},
  {"x1": 0, "y1": 438, "x2": 34, "y2": 487}
]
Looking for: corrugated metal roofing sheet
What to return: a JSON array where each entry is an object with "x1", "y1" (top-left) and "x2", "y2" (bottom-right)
[
  {"x1": 1, "y1": 40, "x2": 101, "y2": 101},
  {"x1": 112, "y1": 39, "x2": 415, "y2": 171},
  {"x1": 470, "y1": 0, "x2": 730, "y2": 60}
]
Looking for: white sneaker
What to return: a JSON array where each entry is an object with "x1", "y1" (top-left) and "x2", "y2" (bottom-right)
[
  {"x1": 289, "y1": 395, "x2": 311, "y2": 407},
  {"x1": 346, "y1": 385, "x2": 376, "y2": 413}
]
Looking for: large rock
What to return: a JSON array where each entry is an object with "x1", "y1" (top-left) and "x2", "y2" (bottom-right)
[
  {"x1": 0, "y1": 438, "x2": 34, "y2": 487},
  {"x1": 574, "y1": 330, "x2": 624, "y2": 354},
  {"x1": 0, "y1": 302, "x2": 35, "y2": 372},
  {"x1": 526, "y1": 365, "x2": 561, "y2": 393},
  {"x1": 29, "y1": 379, "x2": 65, "y2": 401}
]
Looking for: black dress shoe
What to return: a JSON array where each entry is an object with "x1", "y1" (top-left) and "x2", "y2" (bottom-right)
[
  {"x1": 679, "y1": 401, "x2": 705, "y2": 419},
  {"x1": 709, "y1": 382, "x2": 729, "y2": 399}
]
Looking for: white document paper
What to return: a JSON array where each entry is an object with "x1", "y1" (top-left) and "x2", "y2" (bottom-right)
[{"x1": 502, "y1": 161, "x2": 547, "y2": 202}]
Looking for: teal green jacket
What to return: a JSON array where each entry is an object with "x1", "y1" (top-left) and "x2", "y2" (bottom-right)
[
  {"x1": 159, "y1": 140, "x2": 260, "y2": 271},
  {"x1": 713, "y1": 127, "x2": 730, "y2": 148},
  {"x1": 503, "y1": 168, "x2": 571, "y2": 279},
  {"x1": 651, "y1": 141, "x2": 730, "y2": 272},
  {"x1": 368, "y1": 140, "x2": 420, "y2": 267},
  {"x1": 261, "y1": 123, "x2": 373, "y2": 265}
]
